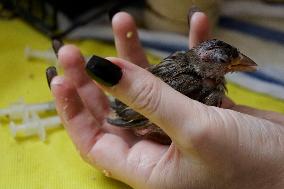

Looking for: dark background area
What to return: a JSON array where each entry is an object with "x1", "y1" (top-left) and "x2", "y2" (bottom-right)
[{"x1": 0, "y1": 0, "x2": 144, "y2": 37}]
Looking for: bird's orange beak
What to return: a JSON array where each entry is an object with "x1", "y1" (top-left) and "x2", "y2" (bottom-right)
[{"x1": 228, "y1": 54, "x2": 257, "y2": 72}]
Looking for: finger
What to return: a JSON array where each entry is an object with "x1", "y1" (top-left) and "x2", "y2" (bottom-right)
[
  {"x1": 221, "y1": 95, "x2": 284, "y2": 125},
  {"x1": 189, "y1": 11, "x2": 210, "y2": 48},
  {"x1": 58, "y1": 45, "x2": 109, "y2": 123},
  {"x1": 230, "y1": 105, "x2": 284, "y2": 125},
  {"x1": 50, "y1": 76, "x2": 104, "y2": 156},
  {"x1": 112, "y1": 12, "x2": 149, "y2": 68},
  {"x1": 51, "y1": 75, "x2": 148, "y2": 183},
  {"x1": 85, "y1": 56, "x2": 213, "y2": 148},
  {"x1": 221, "y1": 96, "x2": 235, "y2": 109}
]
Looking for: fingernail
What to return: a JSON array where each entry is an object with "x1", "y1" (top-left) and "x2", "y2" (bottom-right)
[
  {"x1": 46, "y1": 66, "x2": 58, "y2": 89},
  {"x1": 52, "y1": 38, "x2": 64, "y2": 57},
  {"x1": 187, "y1": 6, "x2": 201, "y2": 27},
  {"x1": 108, "y1": 8, "x2": 120, "y2": 22},
  {"x1": 85, "y1": 55, "x2": 122, "y2": 87}
]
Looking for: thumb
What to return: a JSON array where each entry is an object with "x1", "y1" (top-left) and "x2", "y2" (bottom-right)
[{"x1": 85, "y1": 55, "x2": 212, "y2": 147}]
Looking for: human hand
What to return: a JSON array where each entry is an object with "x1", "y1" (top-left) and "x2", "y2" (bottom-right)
[{"x1": 49, "y1": 11, "x2": 284, "y2": 189}]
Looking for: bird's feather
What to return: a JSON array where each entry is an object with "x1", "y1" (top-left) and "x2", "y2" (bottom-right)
[{"x1": 107, "y1": 39, "x2": 255, "y2": 144}]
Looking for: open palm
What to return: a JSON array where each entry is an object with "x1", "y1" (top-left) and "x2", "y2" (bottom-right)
[{"x1": 50, "y1": 12, "x2": 284, "y2": 189}]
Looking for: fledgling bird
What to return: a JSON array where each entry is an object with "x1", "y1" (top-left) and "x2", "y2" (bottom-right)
[{"x1": 107, "y1": 39, "x2": 257, "y2": 144}]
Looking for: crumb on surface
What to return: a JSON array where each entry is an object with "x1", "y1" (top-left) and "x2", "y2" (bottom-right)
[
  {"x1": 63, "y1": 104, "x2": 68, "y2": 111},
  {"x1": 126, "y1": 31, "x2": 133, "y2": 39},
  {"x1": 103, "y1": 169, "x2": 111, "y2": 177}
]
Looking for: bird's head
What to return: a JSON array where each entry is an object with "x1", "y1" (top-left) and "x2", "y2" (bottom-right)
[{"x1": 192, "y1": 39, "x2": 257, "y2": 78}]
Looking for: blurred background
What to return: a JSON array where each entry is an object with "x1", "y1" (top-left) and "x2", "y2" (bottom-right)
[
  {"x1": 0, "y1": 0, "x2": 283, "y2": 189},
  {"x1": 1, "y1": 0, "x2": 284, "y2": 100}
]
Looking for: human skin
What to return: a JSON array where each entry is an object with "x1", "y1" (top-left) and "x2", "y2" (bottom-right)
[{"x1": 50, "y1": 12, "x2": 284, "y2": 189}]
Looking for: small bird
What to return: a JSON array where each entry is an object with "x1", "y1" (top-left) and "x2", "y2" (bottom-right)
[{"x1": 107, "y1": 39, "x2": 257, "y2": 144}]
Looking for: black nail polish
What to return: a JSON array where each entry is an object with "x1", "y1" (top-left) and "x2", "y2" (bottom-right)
[
  {"x1": 85, "y1": 55, "x2": 122, "y2": 87},
  {"x1": 52, "y1": 38, "x2": 64, "y2": 57},
  {"x1": 46, "y1": 66, "x2": 58, "y2": 89},
  {"x1": 187, "y1": 6, "x2": 201, "y2": 27}
]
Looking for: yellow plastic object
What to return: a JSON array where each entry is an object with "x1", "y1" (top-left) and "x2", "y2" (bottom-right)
[
  {"x1": 227, "y1": 83, "x2": 284, "y2": 113},
  {"x1": 0, "y1": 19, "x2": 283, "y2": 189}
]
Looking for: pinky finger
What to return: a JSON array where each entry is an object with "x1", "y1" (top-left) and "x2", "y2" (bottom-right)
[{"x1": 189, "y1": 11, "x2": 210, "y2": 48}]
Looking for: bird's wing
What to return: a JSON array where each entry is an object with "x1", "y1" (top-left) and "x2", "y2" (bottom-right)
[
  {"x1": 148, "y1": 51, "x2": 188, "y2": 80},
  {"x1": 149, "y1": 51, "x2": 204, "y2": 97},
  {"x1": 107, "y1": 98, "x2": 149, "y2": 128}
]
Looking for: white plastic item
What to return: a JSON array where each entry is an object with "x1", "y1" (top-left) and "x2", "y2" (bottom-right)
[
  {"x1": 24, "y1": 46, "x2": 57, "y2": 63},
  {"x1": 9, "y1": 113, "x2": 61, "y2": 141},
  {"x1": 0, "y1": 99, "x2": 56, "y2": 120},
  {"x1": 24, "y1": 46, "x2": 91, "y2": 63}
]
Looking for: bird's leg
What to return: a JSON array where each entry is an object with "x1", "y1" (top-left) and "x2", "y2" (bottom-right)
[
  {"x1": 203, "y1": 90, "x2": 224, "y2": 107},
  {"x1": 133, "y1": 123, "x2": 171, "y2": 145},
  {"x1": 107, "y1": 117, "x2": 149, "y2": 128}
]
